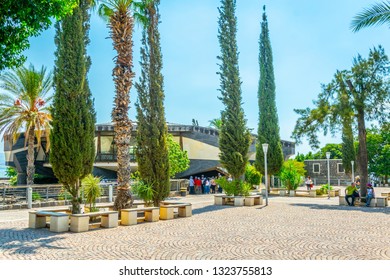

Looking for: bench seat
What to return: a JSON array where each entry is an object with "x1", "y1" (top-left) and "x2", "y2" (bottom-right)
[
  {"x1": 294, "y1": 189, "x2": 317, "y2": 198},
  {"x1": 70, "y1": 211, "x2": 118, "y2": 233},
  {"x1": 121, "y1": 207, "x2": 159, "y2": 226},
  {"x1": 29, "y1": 211, "x2": 69, "y2": 233},
  {"x1": 244, "y1": 195, "x2": 263, "y2": 206},
  {"x1": 159, "y1": 203, "x2": 192, "y2": 220}
]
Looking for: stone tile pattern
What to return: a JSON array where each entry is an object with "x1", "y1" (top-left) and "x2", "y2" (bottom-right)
[{"x1": 0, "y1": 195, "x2": 389, "y2": 260}]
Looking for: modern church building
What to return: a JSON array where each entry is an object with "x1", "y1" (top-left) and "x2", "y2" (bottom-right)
[{"x1": 4, "y1": 122, "x2": 295, "y2": 184}]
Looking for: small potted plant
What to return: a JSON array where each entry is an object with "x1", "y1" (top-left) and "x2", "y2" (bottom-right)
[{"x1": 82, "y1": 174, "x2": 102, "y2": 213}]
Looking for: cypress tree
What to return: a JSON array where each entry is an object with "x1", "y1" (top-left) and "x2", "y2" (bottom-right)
[
  {"x1": 217, "y1": 0, "x2": 251, "y2": 180},
  {"x1": 135, "y1": 0, "x2": 170, "y2": 206},
  {"x1": 255, "y1": 6, "x2": 284, "y2": 179},
  {"x1": 51, "y1": 0, "x2": 96, "y2": 214}
]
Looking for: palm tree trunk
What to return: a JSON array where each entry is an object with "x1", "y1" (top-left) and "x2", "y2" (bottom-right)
[
  {"x1": 110, "y1": 10, "x2": 135, "y2": 211},
  {"x1": 26, "y1": 125, "x2": 35, "y2": 186}
]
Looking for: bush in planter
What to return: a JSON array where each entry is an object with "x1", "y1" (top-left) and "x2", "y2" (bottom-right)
[
  {"x1": 132, "y1": 181, "x2": 155, "y2": 206},
  {"x1": 81, "y1": 174, "x2": 102, "y2": 212},
  {"x1": 245, "y1": 163, "x2": 262, "y2": 187},
  {"x1": 319, "y1": 184, "x2": 333, "y2": 195},
  {"x1": 58, "y1": 187, "x2": 72, "y2": 200},
  {"x1": 216, "y1": 177, "x2": 251, "y2": 196},
  {"x1": 279, "y1": 160, "x2": 305, "y2": 191}
]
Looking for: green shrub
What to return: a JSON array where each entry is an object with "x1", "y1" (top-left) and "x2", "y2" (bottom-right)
[
  {"x1": 81, "y1": 174, "x2": 102, "y2": 210},
  {"x1": 32, "y1": 192, "x2": 42, "y2": 201},
  {"x1": 216, "y1": 177, "x2": 251, "y2": 196},
  {"x1": 132, "y1": 181, "x2": 155, "y2": 206},
  {"x1": 58, "y1": 188, "x2": 72, "y2": 200},
  {"x1": 320, "y1": 184, "x2": 333, "y2": 193},
  {"x1": 279, "y1": 160, "x2": 305, "y2": 191},
  {"x1": 245, "y1": 163, "x2": 262, "y2": 186}
]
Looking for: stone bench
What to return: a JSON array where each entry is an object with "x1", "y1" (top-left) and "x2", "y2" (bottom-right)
[
  {"x1": 339, "y1": 195, "x2": 387, "y2": 207},
  {"x1": 159, "y1": 202, "x2": 192, "y2": 220},
  {"x1": 29, "y1": 211, "x2": 69, "y2": 233},
  {"x1": 294, "y1": 189, "x2": 317, "y2": 198},
  {"x1": 244, "y1": 195, "x2": 263, "y2": 206},
  {"x1": 380, "y1": 192, "x2": 390, "y2": 198},
  {"x1": 70, "y1": 211, "x2": 118, "y2": 233},
  {"x1": 214, "y1": 195, "x2": 246, "y2": 206},
  {"x1": 120, "y1": 207, "x2": 159, "y2": 226}
]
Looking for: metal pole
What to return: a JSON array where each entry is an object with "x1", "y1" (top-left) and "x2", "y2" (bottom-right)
[
  {"x1": 326, "y1": 152, "x2": 331, "y2": 199},
  {"x1": 351, "y1": 161, "x2": 354, "y2": 184},
  {"x1": 109, "y1": 184, "x2": 113, "y2": 203},
  {"x1": 264, "y1": 155, "x2": 268, "y2": 206},
  {"x1": 27, "y1": 187, "x2": 32, "y2": 209}
]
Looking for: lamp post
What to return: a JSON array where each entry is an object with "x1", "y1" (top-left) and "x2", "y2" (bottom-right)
[
  {"x1": 262, "y1": 143, "x2": 269, "y2": 206},
  {"x1": 326, "y1": 152, "x2": 331, "y2": 199},
  {"x1": 351, "y1": 161, "x2": 354, "y2": 184}
]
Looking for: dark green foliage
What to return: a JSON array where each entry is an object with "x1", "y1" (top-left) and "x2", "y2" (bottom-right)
[
  {"x1": 50, "y1": 0, "x2": 96, "y2": 214},
  {"x1": 256, "y1": 6, "x2": 284, "y2": 176},
  {"x1": 292, "y1": 46, "x2": 390, "y2": 196},
  {"x1": 0, "y1": 0, "x2": 77, "y2": 71},
  {"x1": 245, "y1": 163, "x2": 262, "y2": 186},
  {"x1": 135, "y1": 0, "x2": 170, "y2": 206},
  {"x1": 217, "y1": 0, "x2": 251, "y2": 180},
  {"x1": 366, "y1": 124, "x2": 390, "y2": 179},
  {"x1": 167, "y1": 134, "x2": 190, "y2": 178}
]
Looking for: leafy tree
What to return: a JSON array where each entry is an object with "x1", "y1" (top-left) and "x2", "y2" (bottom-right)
[
  {"x1": 96, "y1": 0, "x2": 145, "y2": 211},
  {"x1": 256, "y1": 6, "x2": 284, "y2": 182},
  {"x1": 245, "y1": 163, "x2": 262, "y2": 186},
  {"x1": 167, "y1": 134, "x2": 190, "y2": 178},
  {"x1": 351, "y1": 1, "x2": 390, "y2": 32},
  {"x1": 313, "y1": 143, "x2": 343, "y2": 159},
  {"x1": 0, "y1": 64, "x2": 52, "y2": 186},
  {"x1": 0, "y1": 0, "x2": 77, "y2": 71},
  {"x1": 51, "y1": 0, "x2": 96, "y2": 214},
  {"x1": 366, "y1": 124, "x2": 390, "y2": 183},
  {"x1": 279, "y1": 160, "x2": 305, "y2": 192},
  {"x1": 217, "y1": 0, "x2": 251, "y2": 182},
  {"x1": 135, "y1": 0, "x2": 170, "y2": 206},
  {"x1": 292, "y1": 46, "x2": 390, "y2": 196}
]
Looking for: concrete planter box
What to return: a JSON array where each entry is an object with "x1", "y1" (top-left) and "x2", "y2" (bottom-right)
[
  {"x1": 279, "y1": 189, "x2": 287, "y2": 196},
  {"x1": 289, "y1": 190, "x2": 295, "y2": 197},
  {"x1": 233, "y1": 196, "x2": 245, "y2": 206}
]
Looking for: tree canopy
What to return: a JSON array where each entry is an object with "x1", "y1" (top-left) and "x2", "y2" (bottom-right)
[
  {"x1": 292, "y1": 46, "x2": 390, "y2": 196},
  {"x1": 0, "y1": 0, "x2": 77, "y2": 71}
]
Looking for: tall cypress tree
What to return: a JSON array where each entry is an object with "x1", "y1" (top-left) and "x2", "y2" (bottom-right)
[
  {"x1": 256, "y1": 6, "x2": 283, "y2": 179},
  {"x1": 51, "y1": 0, "x2": 96, "y2": 214},
  {"x1": 217, "y1": 0, "x2": 251, "y2": 180},
  {"x1": 135, "y1": 0, "x2": 170, "y2": 206}
]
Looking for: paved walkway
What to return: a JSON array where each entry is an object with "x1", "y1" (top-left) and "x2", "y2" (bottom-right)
[{"x1": 0, "y1": 190, "x2": 390, "y2": 260}]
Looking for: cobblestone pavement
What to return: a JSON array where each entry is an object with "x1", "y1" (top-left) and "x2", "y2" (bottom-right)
[{"x1": 1, "y1": 192, "x2": 390, "y2": 260}]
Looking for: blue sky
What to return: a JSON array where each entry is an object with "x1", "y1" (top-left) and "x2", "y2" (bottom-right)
[{"x1": 21, "y1": 0, "x2": 390, "y2": 155}]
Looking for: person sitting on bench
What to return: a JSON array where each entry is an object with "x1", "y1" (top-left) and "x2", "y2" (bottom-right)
[{"x1": 345, "y1": 182, "x2": 358, "y2": 206}]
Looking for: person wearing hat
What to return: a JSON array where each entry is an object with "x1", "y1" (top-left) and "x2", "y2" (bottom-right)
[{"x1": 366, "y1": 183, "x2": 375, "y2": 207}]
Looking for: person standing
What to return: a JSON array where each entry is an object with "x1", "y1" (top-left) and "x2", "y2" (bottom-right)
[
  {"x1": 189, "y1": 176, "x2": 195, "y2": 195},
  {"x1": 345, "y1": 182, "x2": 358, "y2": 206},
  {"x1": 366, "y1": 183, "x2": 375, "y2": 207},
  {"x1": 210, "y1": 177, "x2": 217, "y2": 194},
  {"x1": 305, "y1": 176, "x2": 313, "y2": 191}
]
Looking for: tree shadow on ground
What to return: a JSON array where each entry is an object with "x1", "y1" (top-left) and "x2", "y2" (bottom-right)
[
  {"x1": 0, "y1": 227, "x2": 67, "y2": 256},
  {"x1": 192, "y1": 203, "x2": 268, "y2": 215},
  {"x1": 291, "y1": 203, "x2": 390, "y2": 214}
]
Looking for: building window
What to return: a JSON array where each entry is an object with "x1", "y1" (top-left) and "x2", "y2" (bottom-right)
[
  {"x1": 337, "y1": 163, "x2": 345, "y2": 173},
  {"x1": 313, "y1": 163, "x2": 320, "y2": 173}
]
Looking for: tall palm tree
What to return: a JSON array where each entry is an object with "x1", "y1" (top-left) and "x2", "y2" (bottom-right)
[
  {"x1": 0, "y1": 64, "x2": 52, "y2": 186},
  {"x1": 96, "y1": 0, "x2": 147, "y2": 211},
  {"x1": 351, "y1": 1, "x2": 390, "y2": 32}
]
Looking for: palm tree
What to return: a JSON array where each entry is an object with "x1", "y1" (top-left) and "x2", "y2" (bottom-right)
[
  {"x1": 351, "y1": 1, "x2": 390, "y2": 32},
  {"x1": 96, "y1": 0, "x2": 147, "y2": 211},
  {"x1": 0, "y1": 64, "x2": 52, "y2": 186},
  {"x1": 209, "y1": 118, "x2": 222, "y2": 130}
]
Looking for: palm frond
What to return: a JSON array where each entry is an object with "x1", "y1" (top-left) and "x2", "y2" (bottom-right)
[{"x1": 351, "y1": 1, "x2": 390, "y2": 32}]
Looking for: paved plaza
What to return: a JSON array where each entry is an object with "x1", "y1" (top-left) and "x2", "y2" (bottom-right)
[{"x1": 0, "y1": 190, "x2": 390, "y2": 260}]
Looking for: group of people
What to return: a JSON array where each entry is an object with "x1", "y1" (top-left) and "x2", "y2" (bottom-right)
[
  {"x1": 188, "y1": 174, "x2": 222, "y2": 195},
  {"x1": 345, "y1": 176, "x2": 375, "y2": 207}
]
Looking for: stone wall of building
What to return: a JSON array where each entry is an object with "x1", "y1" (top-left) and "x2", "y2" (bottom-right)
[{"x1": 304, "y1": 159, "x2": 355, "y2": 186}]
